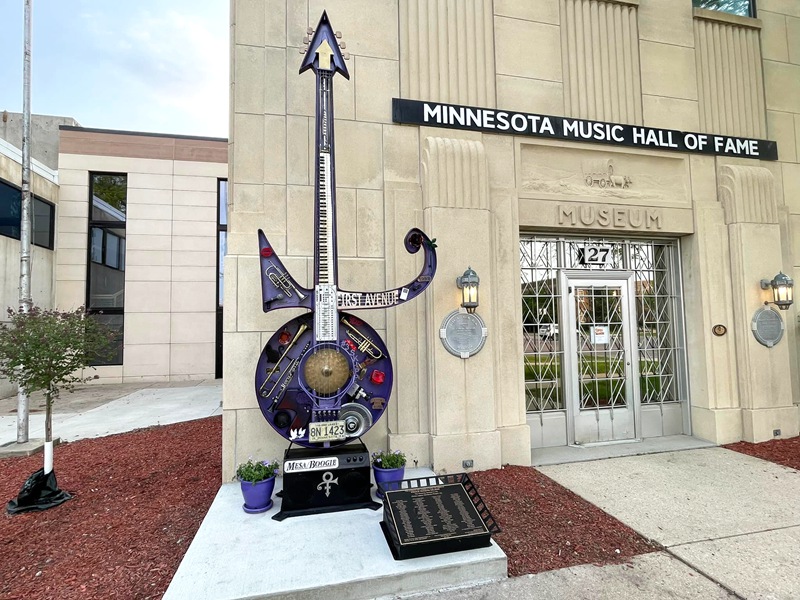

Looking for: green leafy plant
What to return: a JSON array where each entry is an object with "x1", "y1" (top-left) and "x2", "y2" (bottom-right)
[
  {"x1": 235, "y1": 458, "x2": 280, "y2": 484},
  {"x1": 0, "y1": 306, "x2": 115, "y2": 444},
  {"x1": 372, "y1": 449, "x2": 406, "y2": 469}
]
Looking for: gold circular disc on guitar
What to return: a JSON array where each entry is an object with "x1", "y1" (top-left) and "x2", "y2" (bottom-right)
[{"x1": 303, "y1": 347, "x2": 351, "y2": 395}]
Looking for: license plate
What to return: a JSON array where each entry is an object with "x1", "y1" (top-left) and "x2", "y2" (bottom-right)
[{"x1": 309, "y1": 420, "x2": 347, "y2": 443}]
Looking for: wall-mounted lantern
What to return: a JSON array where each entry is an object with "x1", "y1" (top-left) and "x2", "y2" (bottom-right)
[
  {"x1": 760, "y1": 272, "x2": 794, "y2": 310},
  {"x1": 456, "y1": 267, "x2": 479, "y2": 313}
]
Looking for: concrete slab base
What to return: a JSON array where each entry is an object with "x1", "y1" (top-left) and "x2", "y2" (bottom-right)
[
  {"x1": 164, "y1": 468, "x2": 507, "y2": 600},
  {"x1": 532, "y1": 435, "x2": 716, "y2": 466},
  {"x1": 0, "y1": 437, "x2": 60, "y2": 458}
]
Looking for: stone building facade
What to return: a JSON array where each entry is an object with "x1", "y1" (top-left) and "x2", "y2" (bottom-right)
[
  {"x1": 224, "y1": 0, "x2": 800, "y2": 478},
  {"x1": 56, "y1": 128, "x2": 228, "y2": 383},
  {"x1": 0, "y1": 126, "x2": 228, "y2": 396}
]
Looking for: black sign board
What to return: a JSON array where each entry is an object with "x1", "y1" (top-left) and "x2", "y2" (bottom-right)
[
  {"x1": 393, "y1": 98, "x2": 778, "y2": 161},
  {"x1": 380, "y1": 474, "x2": 499, "y2": 560}
]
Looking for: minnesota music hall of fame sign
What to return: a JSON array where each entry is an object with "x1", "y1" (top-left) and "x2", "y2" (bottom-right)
[{"x1": 393, "y1": 98, "x2": 778, "y2": 161}]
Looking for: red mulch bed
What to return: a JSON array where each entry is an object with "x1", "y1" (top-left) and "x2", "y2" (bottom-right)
[
  {"x1": 0, "y1": 417, "x2": 221, "y2": 600},
  {"x1": 471, "y1": 465, "x2": 658, "y2": 577},
  {"x1": 725, "y1": 436, "x2": 800, "y2": 471},
  {"x1": 1, "y1": 419, "x2": 658, "y2": 598}
]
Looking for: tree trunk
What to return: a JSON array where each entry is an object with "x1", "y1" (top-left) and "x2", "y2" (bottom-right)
[
  {"x1": 44, "y1": 390, "x2": 53, "y2": 474},
  {"x1": 45, "y1": 391, "x2": 52, "y2": 443}
]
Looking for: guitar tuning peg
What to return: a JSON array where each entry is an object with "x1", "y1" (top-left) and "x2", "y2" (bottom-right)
[
  {"x1": 339, "y1": 41, "x2": 346, "y2": 49},
  {"x1": 302, "y1": 36, "x2": 309, "y2": 44},
  {"x1": 307, "y1": 27, "x2": 314, "y2": 35},
  {"x1": 343, "y1": 52, "x2": 350, "y2": 60},
  {"x1": 335, "y1": 31, "x2": 342, "y2": 39},
  {"x1": 299, "y1": 46, "x2": 306, "y2": 53}
]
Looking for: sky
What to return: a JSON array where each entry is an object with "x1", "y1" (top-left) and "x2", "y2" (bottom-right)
[{"x1": 0, "y1": 0, "x2": 229, "y2": 138}]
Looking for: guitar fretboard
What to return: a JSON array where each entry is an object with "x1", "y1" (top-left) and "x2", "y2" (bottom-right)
[{"x1": 317, "y1": 151, "x2": 334, "y2": 285}]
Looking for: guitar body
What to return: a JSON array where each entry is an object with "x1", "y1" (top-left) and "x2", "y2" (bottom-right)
[
  {"x1": 255, "y1": 313, "x2": 392, "y2": 447},
  {"x1": 253, "y1": 12, "x2": 435, "y2": 449}
]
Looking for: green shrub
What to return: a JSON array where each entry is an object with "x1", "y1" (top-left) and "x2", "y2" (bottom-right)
[
  {"x1": 235, "y1": 458, "x2": 280, "y2": 484},
  {"x1": 372, "y1": 449, "x2": 406, "y2": 469}
]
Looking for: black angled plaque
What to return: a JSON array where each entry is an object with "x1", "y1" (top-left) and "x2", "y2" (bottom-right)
[{"x1": 379, "y1": 473, "x2": 500, "y2": 560}]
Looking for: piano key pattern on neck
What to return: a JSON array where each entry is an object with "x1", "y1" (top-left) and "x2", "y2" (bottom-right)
[{"x1": 317, "y1": 151, "x2": 334, "y2": 286}]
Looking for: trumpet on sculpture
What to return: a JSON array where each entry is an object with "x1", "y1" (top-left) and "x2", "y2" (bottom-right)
[
  {"x1": 341, "y1": 317, "x2": 383, "y2": 361},
  {"x1": 266, "y1": 261, "x2": 308, "y2": 301}
]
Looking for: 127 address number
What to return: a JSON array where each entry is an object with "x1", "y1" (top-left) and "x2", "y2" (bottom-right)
[{"x1": 578, "y1": 245, "x2": 612, "y2": 266}]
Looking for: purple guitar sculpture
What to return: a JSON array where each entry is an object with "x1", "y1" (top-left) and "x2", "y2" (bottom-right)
[{"x1": 254, "y1": 12, "x2": 437, "y2": 449}]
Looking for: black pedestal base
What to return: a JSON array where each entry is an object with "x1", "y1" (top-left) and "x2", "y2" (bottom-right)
[{"x1": 273, "y1": 441, "x2": 379, "y2": 521}]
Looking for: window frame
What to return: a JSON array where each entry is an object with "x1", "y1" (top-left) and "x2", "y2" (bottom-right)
[
  {"x1": 0, "y1": 175, "x2": 56, "y2": 250},
  {"x1": 86, "y1": 171, "x2": 128, "y2": 366}
]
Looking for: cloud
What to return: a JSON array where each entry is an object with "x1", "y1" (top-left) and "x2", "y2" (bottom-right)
[{"x1": 82, "y1": 6, "x2": 228, "y2": 136}]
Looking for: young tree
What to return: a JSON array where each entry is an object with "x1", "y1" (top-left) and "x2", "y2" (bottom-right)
[{"x1": 0, "y1": 306, "x2": 115, "y2": 473}]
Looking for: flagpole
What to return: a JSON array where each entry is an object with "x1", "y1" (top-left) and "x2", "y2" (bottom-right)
[{"x1": 16, "y1": 0, "x2": 33, "y2": 444}]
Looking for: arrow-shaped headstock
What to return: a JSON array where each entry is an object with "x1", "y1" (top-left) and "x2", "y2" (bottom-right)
[{"x1": 299, "y1": 11, "x2": 350, "y2": 79}]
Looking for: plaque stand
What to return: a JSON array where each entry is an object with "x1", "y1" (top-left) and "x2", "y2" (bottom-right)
[{"x1": 378, "y1": 473, "x2": 500, "y2": 560}]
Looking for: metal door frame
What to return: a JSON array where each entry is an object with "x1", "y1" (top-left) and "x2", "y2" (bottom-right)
[{"x1": 561, "y1": 270, "x2": 641, "y2": 445}]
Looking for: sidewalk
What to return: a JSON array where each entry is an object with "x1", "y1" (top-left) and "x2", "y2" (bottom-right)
[
  {"x1": 409, "y1": 447, "x2": 800, "y2": 599},
  {"x1": 0, "y1": 380, "x2": 222, "y2": 452}
]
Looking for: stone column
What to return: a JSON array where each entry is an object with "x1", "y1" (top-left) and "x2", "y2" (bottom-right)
[
  {"x1": 413, "y1": 135, "x2": 530, "y2": 473},
  {"x1": 718, "y1": 165, "x2": 799, "y2": 442},
  {"x1": 681, "y1": 156, "x2": 742, "y2": 443}
]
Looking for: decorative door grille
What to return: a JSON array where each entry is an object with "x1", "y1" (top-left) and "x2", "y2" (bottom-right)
[{"x1": 520, "y1": 236, "x2": 685, "y2": 414}]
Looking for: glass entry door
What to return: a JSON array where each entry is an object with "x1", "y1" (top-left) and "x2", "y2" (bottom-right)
[{"x1": 566, "y1": 276, "x2": 639, "y2": 444}]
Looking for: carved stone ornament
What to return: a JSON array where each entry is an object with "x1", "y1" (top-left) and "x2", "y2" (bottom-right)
[{"x1": 583, "y1": 159, "x2": 631, "y2": 189}]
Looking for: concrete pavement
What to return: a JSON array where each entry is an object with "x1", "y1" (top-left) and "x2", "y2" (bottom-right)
[{"x1": 0, "y1": 380, "x2": 222, "y2": 454}]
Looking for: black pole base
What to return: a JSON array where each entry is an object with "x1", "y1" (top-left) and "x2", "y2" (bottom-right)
[{"x1": 6, "y1": 468, "x2": 72, "y2": 515}]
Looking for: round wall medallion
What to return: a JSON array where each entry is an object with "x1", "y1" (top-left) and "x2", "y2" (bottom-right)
[
  {"x1": 712, "y1": 324, "x2": 727, "y2": 337},
  {"x1": 751, "y1": 307, "x2": 784, "y2": 348},
  {"x1": 439, "y1": 310, "x2": 488, "y2": 359}
]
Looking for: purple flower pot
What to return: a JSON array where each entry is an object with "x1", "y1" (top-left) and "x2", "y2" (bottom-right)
[
  {"x1": 373, "y1": 465, "x2": 405, "y2": 499},
  {"x1": 239, "y1": 476, "x2": 276, "y2": 513}
]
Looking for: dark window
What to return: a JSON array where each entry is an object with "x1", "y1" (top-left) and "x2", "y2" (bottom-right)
[
  {"x1": 216, "y1": 179, "x2": 228, "y2": 379},
  {"x1": 218, "y1": 231, "x2": 227, "y2": 307},
  {"x1": 89, "y1": 313, "x2": 124, "y2": 366},
  {"x1": 217, "y1": 180, "x2": 228, "y2": 308},
  {"x1": 32, "y1": 197, "x2": 55, "y2": 249},
  {"x1": 0, "y1": 178, "x2": 55, "y2": 250},
  {"x1": 88, "y1": 173, "x2": 127, "y2": 365},
  {"x1": 218, "y1": 178, "x2": 228, "y2": 227},
  {"x1": 91, "y1": 174, "x2": 127, "y2": 222},
  {"x1": 90, "y1": 227, "x2": 103, "y2": 263},
  {"x1": 692, "y1": 0, "x2": 755, "y2": 17}
]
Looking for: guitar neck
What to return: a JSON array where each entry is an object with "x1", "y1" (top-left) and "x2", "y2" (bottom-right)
[{"x1": 314, "y1": 71, "x2": 338, "y2": 342}]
